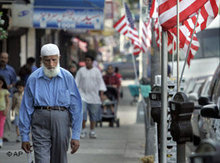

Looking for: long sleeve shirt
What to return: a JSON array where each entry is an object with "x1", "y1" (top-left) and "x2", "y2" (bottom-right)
[
  {"x1": 0, "y1": 64, "x2": 17, "y2": 86},
  {"x1": 19, "y1": 67, "x2": 82, "y2": 142},
  {"x1": 0, "y1": 64, "x2": 17, "y2": 95}
]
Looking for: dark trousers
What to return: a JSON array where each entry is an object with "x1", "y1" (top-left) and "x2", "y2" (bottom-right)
[{"x1": 31, "y1": 109, "x2": 71, "y2": 163}]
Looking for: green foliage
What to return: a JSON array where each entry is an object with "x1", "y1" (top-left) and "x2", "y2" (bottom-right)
[
  {"x1": 0, "y1": 12, "x2": 8, "y2": 40},
  {"x1": 0, "y1": 27, "x2": 7, "y2": 40}
]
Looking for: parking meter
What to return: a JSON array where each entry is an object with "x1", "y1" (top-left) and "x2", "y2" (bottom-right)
[
  {"x1": 149, "y1": 86, "x2": 161, "y2": 123},
  {"x1": 169, "y1": 92, "x2": 194, "y2": 144},
  {"x1": 190, "y1": 139, "x2": 220, "y2": 163}
]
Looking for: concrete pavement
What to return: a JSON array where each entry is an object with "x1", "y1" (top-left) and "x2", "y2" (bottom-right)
[{"x1": 0, "y1": 82, "x2": 146, "y2": 163}]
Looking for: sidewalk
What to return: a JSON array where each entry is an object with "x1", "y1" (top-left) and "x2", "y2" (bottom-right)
[{"x1": 0, "y1": 82, "x2": 146, "y2": 163}]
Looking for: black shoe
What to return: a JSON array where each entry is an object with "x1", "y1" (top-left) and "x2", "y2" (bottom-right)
[{"x1": 3, "y1": 137, "x2": 9, "y2": 142}]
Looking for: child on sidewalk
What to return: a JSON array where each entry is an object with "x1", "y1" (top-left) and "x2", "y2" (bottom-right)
[
  {"x1": 11, "y1": 81, "x2": 25, "y2": 142},
  {"x1": 101, "y1": 92, "x2": 114, "y2": 114},
  {"x1": 0, "y1": 76, "x2": 10, "y2": 148}
]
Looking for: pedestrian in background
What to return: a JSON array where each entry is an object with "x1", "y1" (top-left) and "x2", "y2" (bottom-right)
[
  {"x1": 11, "y1": 80, "x2": 25, "y2": 142},
  {"x1": 0, "y1": 52, "x2": 17, "y2": 142},
  {"x1": 114, "y1": 67, "x2": 122, "y2": 83},
  {"x1": 68, "y1": 62, "x2": 78, "y2": 78},
  {"x1": 103, "y1": 65, "x2": 121, "y2": 100},
  {"x1": 19, "y1": 43, "x2": 82, "y2": 163},
  {"x1": 0, "y1": 76, "x2": 10, "y2": 148},
  {"x1": 18, "y1": 57, "x2": 38, "y2": 84},
  {"x1": 0, "y1": 52, "x2": 17, "y2": 92},
  {"x1": 115, "y1": 66, "x2": 123, "y2": 98},
  {"x1": 75, "y1": 50, "x2": 106, "y2": 139}
]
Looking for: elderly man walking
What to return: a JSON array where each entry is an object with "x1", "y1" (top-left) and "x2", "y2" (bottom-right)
[{"x1": 19, "y1": 43, "x2": 82, "y2": 163}]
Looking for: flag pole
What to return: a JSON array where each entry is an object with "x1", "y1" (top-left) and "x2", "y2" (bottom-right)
[
  {"x1": 138, "y1": 0, "x2": 144, "y2": 82},
  {"x1": 180, "y1": 9, "x2": 201, "y2": 83},
  {"x1": 176, "y1": 0, "x2": 180, "y2": 91},
  {"x1": 160, "y1": 30, "x2": 168, "y2": 163},
  {"x1": 176, "y1": 0, "x2": 188, "y2": 162},
  {"x1": 131, "y1": 53, "x2": 139, "y2": 84},
  {"x1": 172, "y1": 34, "x2": 175, "y2": 76}
]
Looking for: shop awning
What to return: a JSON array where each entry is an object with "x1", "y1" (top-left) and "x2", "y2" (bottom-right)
[{"x1": 34, "y1": 0, "x2": 105, "y2": 9}]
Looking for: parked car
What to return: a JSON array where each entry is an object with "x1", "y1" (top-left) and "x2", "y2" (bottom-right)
[
  {"x1": 201, "y1": 63, "x2": 220, "y2": 141},
  {"x1": 191, "y1": 64, "x2": 220, "y2": 144},
  {"x1": 187, "y1": 75, "x2": 212, "y2": 103}
]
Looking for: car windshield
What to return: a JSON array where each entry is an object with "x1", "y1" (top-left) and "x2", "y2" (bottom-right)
[{"x1": 195, "y1": 28, "x2": 220, "y2": 59}]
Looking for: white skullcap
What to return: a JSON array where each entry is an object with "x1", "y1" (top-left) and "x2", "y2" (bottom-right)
[{"x1": 41, "y1": 43, "x2": 60, "y2": 56}]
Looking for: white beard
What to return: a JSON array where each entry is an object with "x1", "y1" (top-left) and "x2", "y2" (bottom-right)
[{"x1": 42, "y1": 63, "x2": 60, "y2": 78}]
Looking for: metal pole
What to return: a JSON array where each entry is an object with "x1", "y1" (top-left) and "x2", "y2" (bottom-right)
[
  {"x1": 180, "y1": 9, "x2": 200, "y2": 83},
  {"x1": 176, "y1": 0, "x2": 180, "y2": 91},
  {"x1": 160, "y1": 31, "x2": 168, "y2": 163},
  {"x1": 138, "y1": 0, "x2": 143, "y2": 81},
  {"x1": 177, "y1": 144, "x2": 186, "y2": 163},
  {"x1": 172, "y1": 36, "x2": 175, "y2": 76},
  {"x1": 131, "y1": 53, "x2": 139, "y2": 84}
]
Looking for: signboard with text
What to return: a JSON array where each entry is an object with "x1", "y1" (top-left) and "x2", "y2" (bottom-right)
[
  {"x1": 33, "y1": 8, "x2": 104, "y2": 30},
  {"x1": 12, "y1": 0, "x2": 105, "y2": 30}
]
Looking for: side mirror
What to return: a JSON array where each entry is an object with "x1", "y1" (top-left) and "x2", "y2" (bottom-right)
[
  {"x1": 188, "y1": 93, "x2": 198, "y2": 102},
  {"x1": 198, "y1": 96, "x2": 211, "y2": 106},
  {"x1": 200, "y1": 104, "x2": 220, "y2": 119}
]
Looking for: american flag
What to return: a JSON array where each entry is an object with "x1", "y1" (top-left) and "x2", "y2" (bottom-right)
[
  {"x1": 125, "y1": 2, "x2": 135, "y2": 29},
  {"x1": 167, "y1": 0, "x2": 219, "y2": 65},
  {"x1": 158, "y1": 0, "x2": 208, "y2": 30},
  {"x1": 140, "y1": 0, "x2": 159, "y2": 53},
  {"x1": 141, "y1": 19, "x2": 152, "y2": 53},
  {"x1": 167, "y1": 24, "x2": 200, "y2": 66},
  {"x1": 154, "y1": 18, "x2": 162, "y2": 48},
  {"x1": 193, "y1": 0, "x2": 219, "y2": 33},
  {"x1": 114, "y1": 3, "x2": 142, "y2": 55},
  {"x1": 150, "y1": 0, "x2": 158, "y2": 19}
]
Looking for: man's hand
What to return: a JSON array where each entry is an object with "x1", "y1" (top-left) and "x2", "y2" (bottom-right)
[
  {"x1": 70, "y1": 139, "x2": 80, "y2": 154},
  {"x1": 22, "y1": 142, "x2": 32, "y2": 153}
]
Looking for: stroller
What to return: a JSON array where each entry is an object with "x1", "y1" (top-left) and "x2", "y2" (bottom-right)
[{"x1": 98, "y1": 86, "x2": 120, "y2": 127}]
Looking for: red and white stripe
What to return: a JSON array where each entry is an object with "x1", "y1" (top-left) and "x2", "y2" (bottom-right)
[
  {"x1": 114, "y1": 15, "x2": 142, "y2": 55},
  {"x1": 154, "y1": 18, "x2": 162, "y2": 48},
  {"x1": 141, "y1": 19, "x2": 152, "y2": 53},
  {"x1": 158, "y1": 0, "x2": 208, "y2": 30},
  {"x1": 133, "y1": 45, "x2": 142, "y2": 55},
  {"x1": 113, "y1": 15, "x2": 129, "y2": 35},
  {"x1": 195, "y1": 0, "x2": 219, "y2": 32},
  {"x1": 150, "y1": 0, "x2": 158, "y2": 19},
  {"x1": 167, "y1": 0, "x2": 219, "y2": 65},
  {"x1": 168, "y1": 15, "x2": 200, "y2": 65}
]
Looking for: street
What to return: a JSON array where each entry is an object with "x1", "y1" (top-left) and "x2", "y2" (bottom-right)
[{"x1": 0, "y1": 80, "x2": 146, "y2": 163}]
